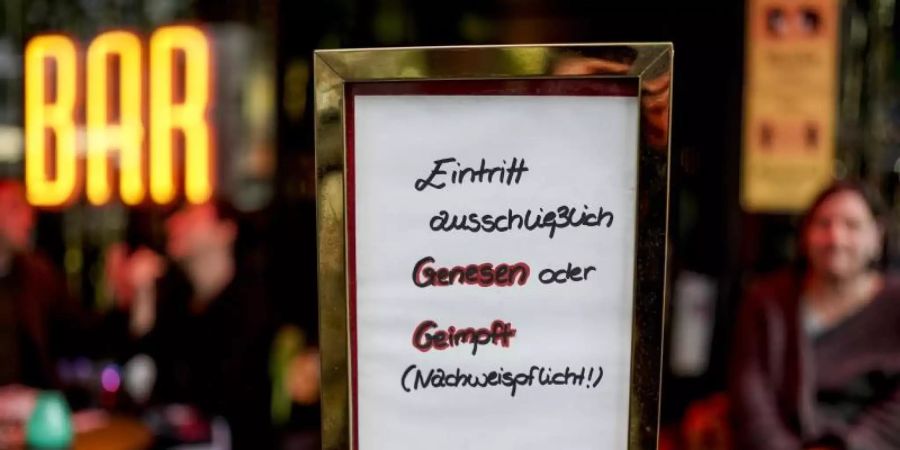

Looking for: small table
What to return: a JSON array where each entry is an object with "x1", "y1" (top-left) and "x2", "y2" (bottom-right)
[{"x1": 74, "y1": 416, "x2": 153, "y2": 450}]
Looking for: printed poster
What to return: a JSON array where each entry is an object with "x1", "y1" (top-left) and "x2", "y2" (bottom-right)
[{"x1": 742, "y1": 0, "x2": 839, "y2": 212}]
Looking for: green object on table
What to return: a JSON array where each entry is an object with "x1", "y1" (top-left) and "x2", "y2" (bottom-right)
[{"x1": 26, "y1": 391, "x2": 73, "y2": 449}]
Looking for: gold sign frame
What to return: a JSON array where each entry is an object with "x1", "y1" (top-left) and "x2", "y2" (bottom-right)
[{"x1": 315, "y1": 43, "x2": 672, "y2": 450}]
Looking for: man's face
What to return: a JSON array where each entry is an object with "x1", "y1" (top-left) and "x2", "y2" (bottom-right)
[
  {"x1": 0, "y1": 184, "x2": 35, "y2": 253},
  {"x1": 165, "y1": 204, "x2": 235, "y2": 264}
]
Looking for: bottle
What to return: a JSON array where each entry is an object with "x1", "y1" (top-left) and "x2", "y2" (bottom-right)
[{"x1": 25, "y1": 391, "x2": 73, "y2": 449}]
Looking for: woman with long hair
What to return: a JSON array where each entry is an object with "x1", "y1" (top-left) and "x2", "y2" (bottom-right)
[{"x1": 730, "y1": 181, "x2": 900, "y2": 449}]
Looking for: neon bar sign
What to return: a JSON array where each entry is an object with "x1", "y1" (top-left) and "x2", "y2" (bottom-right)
[{"x1": 25, "y1": 25, "x2": 214, "y2": 207}]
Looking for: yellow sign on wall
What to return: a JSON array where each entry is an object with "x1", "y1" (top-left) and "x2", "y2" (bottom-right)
[
  {"x1": 741, "y1": 0, "x2": 839, "y2": 212},
  {"x1": 25, "y1": 25, "x2": 214, "y2": 207}
]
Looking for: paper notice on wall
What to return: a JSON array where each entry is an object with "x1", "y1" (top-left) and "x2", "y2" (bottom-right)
[
  {"x1": 349, "y1": 91, "x2": 639, "y2": 449},
  {"x1": 742, "y1": 0, "x2": 839, "y2": 212}
]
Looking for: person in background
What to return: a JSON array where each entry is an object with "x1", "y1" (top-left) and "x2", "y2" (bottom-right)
[
  {"x1": 0, "y1": 180, "x2": 116, "y2": 445},
  {"x1": 0, "y1": 179, "x2": 44, "y2": 445},
  {"x1": 110, "y1": 200, "x2": 274, "y2": 448},
  {"x1": 730, "y1": 181, "x2": 900, "y2": 449}
]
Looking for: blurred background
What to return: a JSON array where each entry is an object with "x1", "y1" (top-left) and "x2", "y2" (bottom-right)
[{"x1": 0, "y1": 0, "x2": 898, "y2": 449}]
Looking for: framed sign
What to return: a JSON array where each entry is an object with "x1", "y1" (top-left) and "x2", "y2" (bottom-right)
[{"x1": 315, "y1": 44, "x2": 672, "y2": 450}]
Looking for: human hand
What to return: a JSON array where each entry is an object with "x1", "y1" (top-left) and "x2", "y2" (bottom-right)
[
  {"x1": 105, "y1": 243, "x2": 132, "y2": 304},
  {"x1": 0, "y1": 385, "x2": 36, "y2": 448},
  {"x1": 0, "y1": 385, "x2": 36, "y2": 422},
  {"x1": 123, "y1": 247, "x2": 165, "y2": 337},
  {"x1": 287, "y1": 350, "x2": 320, "y2": 405},
  {"x1": 106, "y1": 245, "x2": 164, "y2": 337},
  {"x1": 106, "y1": 244, "x2": 165, "y2": 308},
  {"x1": 127, "y1": 247, "x2": 165, "y2": 295}
]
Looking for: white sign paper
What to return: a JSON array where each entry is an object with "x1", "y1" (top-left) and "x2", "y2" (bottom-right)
[{"x1": 352, "y1": 93, "x2": 639, "y2": 450}]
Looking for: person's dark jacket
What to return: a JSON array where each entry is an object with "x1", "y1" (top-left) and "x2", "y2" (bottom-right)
[
  {"x1": 132, "y1": 266, "x2": 274, "y2": 448},
  {"x1": 0, "y1": 253, "x2": 119, "y2": 388},
  {"x1": 730, "y1": 270, "x2": 900, "y2": 450}
]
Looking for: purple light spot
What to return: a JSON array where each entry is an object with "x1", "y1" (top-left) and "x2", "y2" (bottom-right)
[
  {"x1": 74, "y1": 357, "x2": 93, "y2": 381},
  {"x1": 101, "y1": 366, "x2": 121, "y2": 392}
]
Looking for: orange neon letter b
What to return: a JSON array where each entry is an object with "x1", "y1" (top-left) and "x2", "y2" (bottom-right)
[{"x1": 25, "y1": 35, "x2": 78, "y2": 207}]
